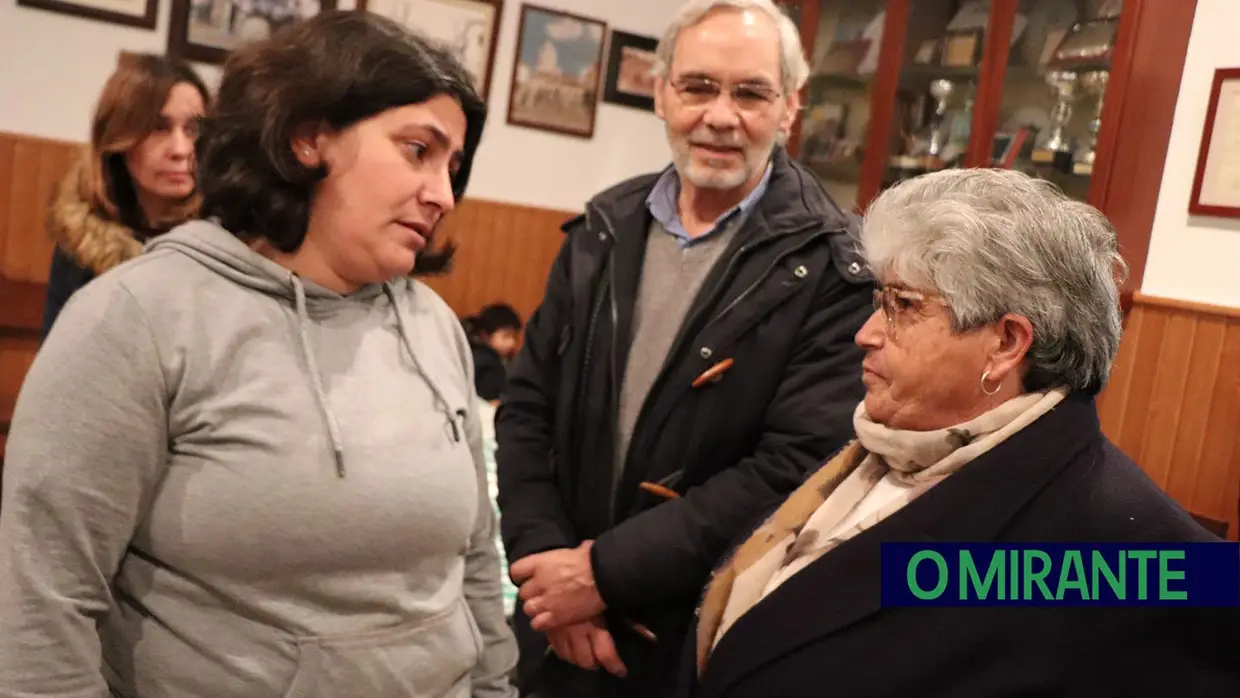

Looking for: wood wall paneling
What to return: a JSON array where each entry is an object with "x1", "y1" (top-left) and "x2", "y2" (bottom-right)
[{"x1": 1098, "y1": 293, "x2": 1240, "y2": 540}]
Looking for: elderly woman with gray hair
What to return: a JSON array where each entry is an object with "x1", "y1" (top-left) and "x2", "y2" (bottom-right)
[{"x1": 682, "y1": 169, "x2": 1240, "y2": 698}]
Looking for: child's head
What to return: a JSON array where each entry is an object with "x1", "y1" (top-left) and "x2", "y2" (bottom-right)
[{"x1": 467, "y1": 304, "x2": 523, "y2": 359}]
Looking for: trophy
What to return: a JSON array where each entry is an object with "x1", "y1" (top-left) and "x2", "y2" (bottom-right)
[
  {"x1": 925, "y1": 79, "x2": 956, "y2": 161},
  {"x1": 1031, "y1": 70, "x2": 1078, "y2": 170},
  {"x1": 1072, "y1": 70, "x2": 1111, "y2": 175}
]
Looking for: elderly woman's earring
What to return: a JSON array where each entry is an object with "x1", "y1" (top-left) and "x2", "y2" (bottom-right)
[{"x1": 980, "y1": 370, "x2": 1002, "y2": 396}]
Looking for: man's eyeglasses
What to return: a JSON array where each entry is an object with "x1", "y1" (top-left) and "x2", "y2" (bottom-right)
[
  {"x1": 872, "y1": 285, "x2": 942, "y2": 333},
  {"x1": 669, "y1": 76, "x2": 782, "y2": 112}
]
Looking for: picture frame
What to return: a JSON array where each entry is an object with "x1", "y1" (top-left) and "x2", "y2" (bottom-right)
[
  {"x1": 602, "y1": 29, "x2": 658, "y2": 112},
  {"x1": 941, "y1": 30, "x2": 982, "y2": 69},
  {"x1": 507, "y1": 4, "x2": 607, "y2": 139},
  {"x1": 1189, "y1": 68, "x2": 1240, "y2": 218},
  {"x1": 167, "y1": 0, "x2": 337, "y2": 65},
  {"x1": 16, "y1": 0, "x2": 157, "y2": 29},
  {"x1": 359, "y1": 0, "x2": 504, "y2": 102}
]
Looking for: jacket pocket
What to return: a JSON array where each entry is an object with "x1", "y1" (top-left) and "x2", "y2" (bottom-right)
[{"x1": 282, "y1": 598, "x2": 481, "y2": 698}]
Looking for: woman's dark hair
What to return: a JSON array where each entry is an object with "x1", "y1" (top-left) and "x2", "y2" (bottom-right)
[
  {"x1": 463, "y1": 303, "x2": 523, "y2": 339},
  {"x1": 196, "y1": 10, "x2": 487, "y2": 274},
  {"x1": 89, "y1": 52, "x2": 209, "y2": 233}
]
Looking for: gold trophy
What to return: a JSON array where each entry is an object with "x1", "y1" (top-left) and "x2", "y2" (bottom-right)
[{"x1": 1072, "y1": 70, "x2": 1110, "y2": 175}]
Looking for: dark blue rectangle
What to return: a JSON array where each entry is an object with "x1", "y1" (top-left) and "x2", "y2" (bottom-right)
[{"x1": 880, "y1": 543, "x2": 1240, "y2": 607}]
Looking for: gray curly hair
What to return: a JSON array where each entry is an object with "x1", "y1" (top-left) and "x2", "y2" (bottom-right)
[
  {"x1": 860, "y1": 168, "x2": 1128, "y2": 394},
  {"x1": 652, "y1": 0, "x2": 810, "y2": 96}
]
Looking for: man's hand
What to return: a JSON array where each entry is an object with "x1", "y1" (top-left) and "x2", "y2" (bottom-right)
[
  {"x1": 511, "y1": 541, "x2": 605, "y2": 631},
  {"x1": 546, "y1": 617, "x2": 627, "y2": 677}
]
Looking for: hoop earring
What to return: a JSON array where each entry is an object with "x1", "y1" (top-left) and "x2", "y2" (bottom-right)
[{"x1": 980, "y1": 370, "x2": 1001, "y2": 396}]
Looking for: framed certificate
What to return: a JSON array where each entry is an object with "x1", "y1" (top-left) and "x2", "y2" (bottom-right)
[{"x1": 1189, "y1": 68, "x2": 1240, "y2": 218}]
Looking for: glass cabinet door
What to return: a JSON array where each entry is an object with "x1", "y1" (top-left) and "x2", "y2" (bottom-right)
[
  {"x1": 992, "y1": 0, "x2": 1124, "y2": 201},
  {"x1": 790, "y1": 0, "x2": 890, "y2": 211},
  {"x1": 884, "y1": 0, "x2": 992, "y2": 189}
]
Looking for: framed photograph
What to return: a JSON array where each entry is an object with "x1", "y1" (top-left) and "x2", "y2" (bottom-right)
[
  {"x1": 602, "y1": 29, "x2": 658, "y2": 112},
  {"x1": 16, "y1": 0, "x2": 157, "y2": 29},
  {"x1": 359, "y1": 0, "x2": 504, "y2": 101},
  {"x1": 941, "y1": 30, "x2": 981, "y2": 68},
  {"x1": 168, "y1": 0, "x2": 337, "y2": 65},
  {"x1": 507, "y1": 4, "x2": 606, "y2": 139},
  {"x1": 1189, "y1": 68, "x2": 1240, "y2": 218}
]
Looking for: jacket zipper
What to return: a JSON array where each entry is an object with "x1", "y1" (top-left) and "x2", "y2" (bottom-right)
[{"x1": 571, "y1": 208, "x2": 613, "y2": 450}]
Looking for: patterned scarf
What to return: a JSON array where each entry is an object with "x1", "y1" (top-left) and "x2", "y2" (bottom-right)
[{"x1": 695, "y1": 387, "x2": 1069, "y2": 674}]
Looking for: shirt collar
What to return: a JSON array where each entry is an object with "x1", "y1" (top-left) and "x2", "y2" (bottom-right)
[{"x1": 645, "y1": 161, "x2": 774, "y2": 248}]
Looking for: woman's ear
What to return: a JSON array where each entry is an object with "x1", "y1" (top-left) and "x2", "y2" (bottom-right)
[
  {"x1": 984, "y1": 313, "x2": 1034, "y2": 385},
  {"x1": 290, "y1": 124, "x2": 323, "y2": 167}
]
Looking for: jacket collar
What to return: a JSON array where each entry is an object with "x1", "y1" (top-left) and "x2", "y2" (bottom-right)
[
  {"x1": 699, "y1": 392, "x2": 1102, "y2": 695},
  {"x1": 48, "y1": 150, "x2": 145, "y2": 276}
]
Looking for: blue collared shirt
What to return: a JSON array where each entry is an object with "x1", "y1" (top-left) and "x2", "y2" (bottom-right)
[{"x1": 645, "y1": 163, "x2": 774, "y2": 249}]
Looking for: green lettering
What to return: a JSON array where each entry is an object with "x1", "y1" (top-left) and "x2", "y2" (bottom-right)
[
  {"x1": 1158, "y1": 550, "x2": 1188, "y2": 601},
  {"x1": 1009, "y1": 549, "x2": 1018, "y2": 600},
  {"x1": 961, "y1": 550, "x2": 1004, "y2": 600},
  {"x1": 1023, "y1": 550, "x2": 1054, "y2": 600},
  {"x1": 1091, "y1": 550, "x2": 1125, "y2": 600},
  {"x1": 1128, "y1": 550, "x2": 1156, "y2": 600},
  {"x1": 1056, "y1": 550, "x2": 1090, "y2": 600},
  {"x1": 908, "y1": 551, "x2": 948, "y2": 600}
]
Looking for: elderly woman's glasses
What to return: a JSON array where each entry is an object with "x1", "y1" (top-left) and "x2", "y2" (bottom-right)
[
  {"x1": 872, "y1": 286, "x2": 941, "y2": 333},
  {"x1": 669, "y1": 76, "x2": 782, "y2": 112}
]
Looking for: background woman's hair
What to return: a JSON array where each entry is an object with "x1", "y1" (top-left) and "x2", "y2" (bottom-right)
[
  {"x1": 85, "y1": 52, "x2": 209, "y2": 233},
  {"x1": 463, "y1": 303, "x2": 523, "y2": 339},
  {"x1": 195, "y1": 9, "x2": 488, "y2": 275},
  {"x1": 860, "y1": 168, "x2": 1128, "y2": 395}
]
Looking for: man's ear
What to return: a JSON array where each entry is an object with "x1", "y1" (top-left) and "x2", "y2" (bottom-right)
[
  {"x1": 779, "y1": 89, "x2": 802, "y2": 139},
  {"x1": 653, "y1": 75, "x2": 667, "y2": 120}
]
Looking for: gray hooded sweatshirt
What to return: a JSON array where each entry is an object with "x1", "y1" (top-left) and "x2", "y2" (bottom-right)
[{"x1": 0, "y1": 221, "x2": 518, "y2": 698}]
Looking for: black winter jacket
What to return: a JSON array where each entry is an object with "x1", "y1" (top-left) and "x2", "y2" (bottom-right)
[{"x1": 496, "y1": 150, "x2": 875, "y2": 696}]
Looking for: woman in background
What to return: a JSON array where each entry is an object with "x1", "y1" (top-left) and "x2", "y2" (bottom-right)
[
  {"x1": 42, "y1": 52, "x2": 208, "y2": 336},
  {"x1": 0, "y1": 11, "x2": 515, "y2": 698},
  {"x1": 689, "y1": 168, "x2": 1239, "y2": 698},
  {"x1": 463, "y1": 303, "x2": 523, "y2": 402}
]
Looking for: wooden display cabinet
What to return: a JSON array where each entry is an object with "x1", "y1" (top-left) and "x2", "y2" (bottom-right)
[{"x1": 776, "y1": 0, "x2": 1196, "y2": 298}]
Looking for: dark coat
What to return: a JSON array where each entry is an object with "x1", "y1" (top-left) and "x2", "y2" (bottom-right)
[
  {"x1": 470, "y1": 341, "x2": 508, "y2": 401},
  {"x1": 496, "y1": 149, "x2": 875, "y2": 697},
  {"x1": 688, "y1": 393, "x2": 1240, "y2": 698}
]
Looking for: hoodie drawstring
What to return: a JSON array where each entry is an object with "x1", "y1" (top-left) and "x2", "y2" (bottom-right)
[
  {"x1": 384, "y1": 282, "x2": 465, "y2": 445},
  {"x1": 290, "y1": 274, "x2": 347, "y2": 478}
]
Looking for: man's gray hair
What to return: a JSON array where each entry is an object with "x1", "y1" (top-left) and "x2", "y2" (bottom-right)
[
  {"x1": 861, "y1": 168, "x2": 1128, "y2": 394},
  {"x1": 653, "y1": 0, "x2": 811, "y2": 96}
]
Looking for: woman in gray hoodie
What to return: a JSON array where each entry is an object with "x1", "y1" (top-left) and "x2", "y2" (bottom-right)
[{"x1": 0, "y1": 11, "x2": 516, "y2": 698}]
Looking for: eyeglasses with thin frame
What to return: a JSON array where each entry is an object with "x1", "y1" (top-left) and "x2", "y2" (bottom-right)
[
  {"x1": 872, "y1": 285, "x2": 943, "y2": 334},
  {"x1": 668, "y1": 75, "x2": 782, "y2": 112}
]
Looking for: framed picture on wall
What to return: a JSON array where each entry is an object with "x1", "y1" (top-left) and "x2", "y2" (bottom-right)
[
  {"x1": 602, "y1": 29, "x2": 658, "y2": 112},
  {"x1": 1189, "y1": 68, "x2": 1240, "y2": 218},
  {"x1": 167, "y1": 0, "x2": 337, "y2": 65},
  {"x1": 359, "y1": 0, "x2": 504, "y2": 102},
  {"x1": 507, "y1": 4, "x2": 607, "y2": 139},
  {"x1": 16, "y1": 0, "x2": 157, "y2": 29}
]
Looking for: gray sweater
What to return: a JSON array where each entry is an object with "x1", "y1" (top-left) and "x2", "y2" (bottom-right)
[{"x1": 0, "y1": 221, "x2": 517, "y2": 698}]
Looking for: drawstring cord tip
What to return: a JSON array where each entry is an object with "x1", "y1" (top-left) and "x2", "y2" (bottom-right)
[{"x1": 334, "y1": 448, "x2": 345, "y2": 478}]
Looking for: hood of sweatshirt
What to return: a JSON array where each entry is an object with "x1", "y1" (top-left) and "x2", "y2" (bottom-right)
[{"x1": 146, "y1": 219, "x2": 460, "y2": 477}]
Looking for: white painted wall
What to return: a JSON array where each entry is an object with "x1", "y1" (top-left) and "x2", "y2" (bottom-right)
[
  {"x1": 1141, "y1": 0, "x2": 1240, "y2": 307},
  {"x1": 0, "y1": 0, "x2": 677, "y2": 212}
]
